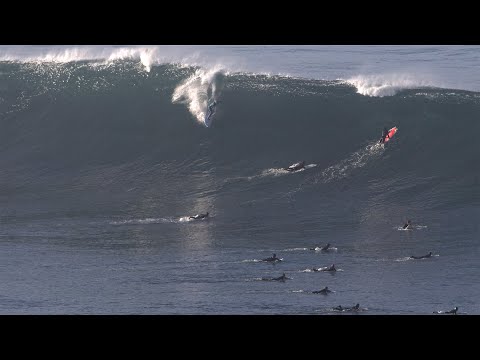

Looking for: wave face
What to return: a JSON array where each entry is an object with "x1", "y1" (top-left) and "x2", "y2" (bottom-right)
[
  {"x1": 1, "y1": 60, "x2": 477, "y2": 211},
  {"x1": 0, "y1": 57, "x2": 479, "y2": 314}
]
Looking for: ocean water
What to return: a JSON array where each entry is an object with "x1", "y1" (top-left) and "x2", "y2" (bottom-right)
[{"x1": 0, "y1": 45, "x2": 478, "y2": 314}]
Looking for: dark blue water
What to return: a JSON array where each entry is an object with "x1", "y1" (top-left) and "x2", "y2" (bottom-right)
[{"x1": 0, "y1": 46, "x2": 478, "y2": 314}]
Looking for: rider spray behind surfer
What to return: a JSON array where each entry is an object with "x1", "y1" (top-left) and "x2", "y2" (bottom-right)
[{"x1": 207, "y1": 71, "x2": 226, "y2": 104}]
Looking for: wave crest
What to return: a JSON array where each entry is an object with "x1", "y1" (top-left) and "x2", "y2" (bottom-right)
[{"x1": 346, "y1": 74, "x2": 435, "y2": 97}]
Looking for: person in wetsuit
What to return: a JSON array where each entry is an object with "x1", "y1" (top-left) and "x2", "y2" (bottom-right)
[
  {"x1": 189, "y1": 212, "x2": 209, "y2": 220},
  {"x1": 410, "y1": 252, "x2": 433, "y2": 260},
  {"x1": 434, "y1": 306, "x2": 458, "y2": 315},
  {"x1": 284, "y1": 161, "x2": 306, "y2": 172},
  {"x1": 312, "y1": 286, "x2": 332, "y2": 294},
  {"x1": 348, "y1": 303, "x2": 360, "y2": 311},
  {"x1": 262, "y1": 253, "x2": 281, "y2": 262},
  {"x1": 379, "y1": 127, "x2": 390, "y2": 144},
  {"x1": 322, "y1": 264, "x2": 336, "y2": 272},
  {"x1": 272, "y1": 273, "x2": 287, "y2": 281},
  {"x1": 208, "y1": 100, "x2": 217, "y2": 114},
  {"x1": 445, "y1": 307, "x2": 458, "y2": 315},
  {"x1": 310, "y1": 243, "x2": 332, "y2": 251}
]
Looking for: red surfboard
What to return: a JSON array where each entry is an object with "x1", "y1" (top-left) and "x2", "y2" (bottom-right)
[{"x1": 383, "y1": 127, "x2": 398, "y2": 143}]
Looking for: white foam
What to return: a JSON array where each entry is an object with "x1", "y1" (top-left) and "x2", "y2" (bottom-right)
[
  {"x1": 110, "y1": 215, "x2": 204, "y2": 225},
  {"x1": 0, "y1": 46, "x2": 156, "y2": 71},
  {"x1": 320, "y1": 142, "x2": 383, "y2": 183},
  {"x1": 256, "y1": 163, "x2": 317, "y2": 179},
  {"x1": 110, "y1": 217, "x2": 173, "y2": 225},
  {"x1": 345, "y1": 73, "x2": 435, "y2": 97},
  {"x1": 396, "y1": 225, "x2": 428, "y2": 231},
  {"x1": 172, "y1": 66, "x2": 227, "y2": 124},
  {"x1": 395, "y1": 257, "x2": 412, "y2": 262},
  {"x1": 312, "y1": 246, "x2": 338, "y2": 252},
  {"x1": 0, "y1": 46, "x2": 240, "y2": 75}
]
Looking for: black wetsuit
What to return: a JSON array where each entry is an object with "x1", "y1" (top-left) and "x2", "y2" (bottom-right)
[
  {"x1": 434, "y1": 307, "x2": 458, "y2": 315},
  {"x1": 322, "y1": 265, "x2": 336, "y2": 272},
  {"x1": 263, "y1": 254, "x2": 281, "y2": 262},
  {"x1": 379, "y1": 129, "x2": 390, "y2": 144},
  {"x1": 313, "y1": 287, "x2": 331, "y2": 294},
  {"x1": 445, "y1": 307, "x2": 458, "y2": 315}
]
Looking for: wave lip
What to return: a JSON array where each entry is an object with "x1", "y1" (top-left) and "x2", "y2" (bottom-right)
[
  {"x1": 0, "y1": 46, "x2": 172, "y2": 73},
  {"x1": 345, "y1": 73, "x2": 435, "y2": 97}
]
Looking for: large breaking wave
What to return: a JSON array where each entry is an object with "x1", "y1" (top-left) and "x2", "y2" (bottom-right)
[{"x1": 0, "y1": 57, "x2": 478, "y2": 223}]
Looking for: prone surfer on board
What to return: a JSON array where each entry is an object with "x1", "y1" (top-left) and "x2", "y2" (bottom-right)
[
  {"x1": 284, "y1": 161, "x2": 306, "y2": 172},
  {"x1": 323, "y1": 263, "x2": 336, "y2": 272},
  {"x1": 262, "y1": 253, "x2": 282, "y2": 262},
  {"x1": 310, "y1": 243, "x2": 331, "y2": 251},
  {"x1": 312, "y1": 286, "x2": 332, "y2": 294},
  {"x1": 410, "y1": 252, "x2": 433, "y2": 260},
  {"x1": 189, "y1": 212, "x2": 209, "y2": 220},
  {"x1": 273, "y1": 273, "x2": 288, "y2": 281},
  {"x1": 262, "y1": 273, "x2": 288, "y2": 281},
  {"x1": 444, "y1": 307, "x2": 458, "y2": 315},
  {"x1": 434, "y1": 306, "x2": 458, "y2": 315},
  {"x1": 379, "y1": 127, "x2": 390, "y2": 144}
]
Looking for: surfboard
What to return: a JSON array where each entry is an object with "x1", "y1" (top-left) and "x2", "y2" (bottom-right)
[{"x1": 383, "y1": 127, "x2": 398, "y2": 143}]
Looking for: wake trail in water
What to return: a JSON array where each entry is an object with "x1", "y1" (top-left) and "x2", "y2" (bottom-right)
[
  {"x1": 233, "y1": 141, "x2": 384, "y2": 206},
  {"x1": 109, "y1": 216, "x2": 206, "y2": 225},
  {"x1": 280, "y1": 141, "x2": 385, "y2": 201}
]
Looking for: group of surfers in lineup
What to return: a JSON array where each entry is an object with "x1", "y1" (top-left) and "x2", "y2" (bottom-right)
[
  {"x1": 261, "y1": 250, "x2": 337, "y2": 273},
  {"x1": 401, "y1": 220, "x2": 454, "y2": 312},
  {"x1": 186, "y1": 128, "x2": 456, "y2": 314},
  {"x1": 259, "y1": 248, "x2": 359, "y2": 312}
]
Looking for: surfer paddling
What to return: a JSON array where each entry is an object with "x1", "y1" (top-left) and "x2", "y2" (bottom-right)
[
  {"x1": 189, "y1": 212, "x2": 209, "y2": 220},
  {"x1": 284, "y1": 161, "x2": 306, "y2": 172},
  {"x1": 410, "y1": 252, "x2": 433, "y2": 260}
]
